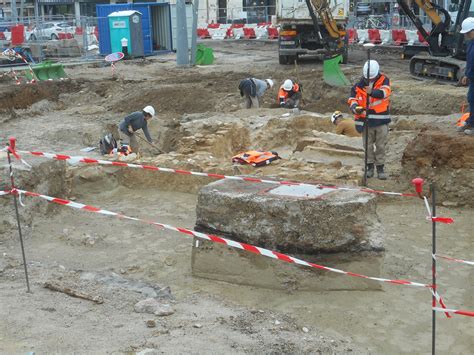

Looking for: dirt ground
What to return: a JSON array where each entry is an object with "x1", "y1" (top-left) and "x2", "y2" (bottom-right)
[{"x1": 0, "y1": 41, "x2": 472, "y2": 353}]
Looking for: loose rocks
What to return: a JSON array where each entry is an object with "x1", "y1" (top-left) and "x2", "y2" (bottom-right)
[{"x1": 134, "y1": 298, "x2": 175, "y2": 316}]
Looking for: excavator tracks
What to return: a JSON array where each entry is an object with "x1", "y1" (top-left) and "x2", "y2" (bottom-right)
[{"x1": 409, "y1": 54, "x2": 466, "y2": 83}]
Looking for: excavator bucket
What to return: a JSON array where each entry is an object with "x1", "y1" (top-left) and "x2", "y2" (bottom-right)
[
  {"x1": 195, "y1": 44, "x2": 214, "y2": 65},
  {"x1": 323, "y1": 55, "x2": 350, "y2": 87},
  {"x1": 25, "y1": 61, "x2": 67, "y2": 81}
]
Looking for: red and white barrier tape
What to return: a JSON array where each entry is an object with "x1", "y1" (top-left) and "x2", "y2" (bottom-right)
[
  {"x1": 0, "y1": 188, "x2": 430, "y2": 288},
  {"x1": 1, "y1": 49, "x2": 36, "y2": 84},
  {"x1": 430, "y1": 288, "x2": 452, "y2": 318},
  {"x1": 17, "y1": 149, "x2": 418, "y2": 198},
  {"x1": 435, "y1": 254, "x2": 474, "y2": 266},
  {"x1": 2, "y1": 145, "x2": 31, "y2": 168},
  {"x1": 423, "y1": 196, "x2": 454, "y2": 224},
  {"x1": 433, "y1": 307, "x2": 474, "y2": 318}
]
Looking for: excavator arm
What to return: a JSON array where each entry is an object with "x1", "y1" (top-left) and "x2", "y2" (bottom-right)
[
  {"x1": 398, "y1": 0, "x2": 472, "y2": 81},
  {"x1": 305, "y1": 0, "x2": 346, "y2": 49},
  {"x1": 396, "y1": 0, "x2": 451, "y2": 55}
]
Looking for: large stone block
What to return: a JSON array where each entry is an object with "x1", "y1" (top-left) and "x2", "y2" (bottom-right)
[
  {"x1": 192, "y1": 179, "x2": 385, "y2": 291},
  {"x1": 195, "y1": 179, "x2": 384, "y2": 254}
]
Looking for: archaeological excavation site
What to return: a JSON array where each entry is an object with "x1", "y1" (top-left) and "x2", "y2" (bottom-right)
[{"x1": 0, "y1": 41, "x2": 472, "y2": 353}]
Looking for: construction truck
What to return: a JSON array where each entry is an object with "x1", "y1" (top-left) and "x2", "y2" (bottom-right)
[
  {"x1": 397, "y1": 0, "x2": 472, "y2": 81},
  {"x1": 277, "y1": 0, "x2": 350, "y2": 64}
]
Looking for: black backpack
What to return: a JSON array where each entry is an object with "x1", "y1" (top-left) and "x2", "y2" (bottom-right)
[{"x1": 99, "y1": 133, "x2": 117, "y2": 155}]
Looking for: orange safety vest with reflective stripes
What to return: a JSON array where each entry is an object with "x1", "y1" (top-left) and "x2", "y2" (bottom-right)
[
  {"x1": 278, "y1": 83, "x2": 300, "y2": 105},
  {"x1": 348, "y1": 74, "x2": 391, "y2": 133}
]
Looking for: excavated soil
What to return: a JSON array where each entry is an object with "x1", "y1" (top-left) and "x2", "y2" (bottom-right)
[
  {"x1": 0, "y1": 80, "x2": 81, "y2": 112},
  {"x1": 402, "y1": 128, "x2": 474, "y2": 206},
  {"x1": 0, "y1": 42, "x2": 472, "y2": 353}
]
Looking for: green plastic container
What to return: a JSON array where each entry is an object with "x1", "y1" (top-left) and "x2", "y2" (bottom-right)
[{"x1": 195, "y1": 44, "x2": 214, "y2": 65}]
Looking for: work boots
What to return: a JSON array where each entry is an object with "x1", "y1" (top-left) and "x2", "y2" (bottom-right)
[
  {"x1": 365, "y1": 163, "x2": 374, "y2": 178},
  {"x1": 376, "y1": 165, "x2": 387, "y2": 180}
]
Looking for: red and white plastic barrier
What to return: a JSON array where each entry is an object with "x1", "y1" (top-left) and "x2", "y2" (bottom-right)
[
  {"x1": 352, "y1": 28, "x2": 429, "y2": 47},
  {"x1": 17, "y1": 148, "x2": 418, "y2": 198},
  {"x1": 368, "y1": 29, "x2": 381, "y2": 44},
  {"x1": 357, "y1": 29, "x2": 368, "y2": 44},
  {"x1": 380, "y1": 30, "x2": 391, "y2": 45},
  {"x1": 0, "y1": 188, "x2": 431, "y2": 289},
  {"x1": 347, "y1": 28, "x2": 358, "y2": 44},
  {"x1": 196, "y1": 23, "x2": 279, "y2": 40}
]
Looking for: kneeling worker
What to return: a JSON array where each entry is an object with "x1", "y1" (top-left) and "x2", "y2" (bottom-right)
[
  {"x1": 331, "y1": 111, "x2": 361, "y2": 137},
  {"x1": 119, "y1": 106, "x2": 155, "y2": 154},
  {"x1": 278, "y1": 79, "x2": 302, "y2": 109},
  {"x1": 239, "y1": 78, "x2": 274, "y2": 109}
]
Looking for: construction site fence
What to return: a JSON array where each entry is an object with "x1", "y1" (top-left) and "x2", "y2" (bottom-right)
[
  {"x1": 198, "y1": 5, "x2": 433, "y2": 30},
  {"x1": 0, "y1": 16, "x2": 99, "y2": 62},
  {"x1": 0, "y1": 11, "x2": 436, "y2": 64}
]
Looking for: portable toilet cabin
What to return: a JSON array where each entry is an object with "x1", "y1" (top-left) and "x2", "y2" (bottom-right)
[{"x1": 108, "y1": 10, "x2": 144, "y2": 57}]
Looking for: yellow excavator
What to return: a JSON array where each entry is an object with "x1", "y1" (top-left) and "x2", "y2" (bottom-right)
[{"x1": 397, "y1": 0, "x2": 472, "y2": 81}]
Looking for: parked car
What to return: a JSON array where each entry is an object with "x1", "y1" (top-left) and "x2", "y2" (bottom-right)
[
  {"x1": 29, "y1": 22, "x2": 75, "y2": 40},
  {"x1": 356, "y1": 3, "x2": 372, "y2": 16}
]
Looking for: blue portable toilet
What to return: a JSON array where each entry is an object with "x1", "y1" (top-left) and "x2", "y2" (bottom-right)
[
  {"x1": 97, "y1": 3, "x2": 174, "y2": 56},
  {"x1": 108, "y1": 10, "x2": 144, "y2": 57}
]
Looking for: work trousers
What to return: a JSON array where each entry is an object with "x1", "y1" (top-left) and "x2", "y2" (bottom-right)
[
  {"x1": 245, "y1": 93, "x2": 260, "y2": 109},
  {"x1": 362, "y1": 124, "x2": 389, "y2": 166},
  {"x1": 468, "y1": 81, "x2": 474, "y2": 126},
  {"x1": 281, "y1": 92, "x2": 302, "y2": 109}
]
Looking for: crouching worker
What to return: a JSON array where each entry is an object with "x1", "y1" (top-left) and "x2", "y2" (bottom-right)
[
  {"x1": 239, "y1": 78, "x2": 274, "y2": 109},
  {"x1": 331, "y1": 111, "x2": 361, "y2": 137},
  {"x1": 119, "y1": 105, "x2": 155, "y2": 155},
  {"x1": 278, "y1": 79, "x2": 302, "y2": 109}
]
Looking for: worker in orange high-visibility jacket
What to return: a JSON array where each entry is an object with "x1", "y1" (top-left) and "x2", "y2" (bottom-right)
[
  {"x1": 278, "y1": 79, "x2": 302, "y2": 109},
  {"x1": 348, "y1": 60, "x2": 391, "y2": 180}
]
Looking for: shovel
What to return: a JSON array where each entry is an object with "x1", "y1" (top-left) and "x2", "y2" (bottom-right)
[
  {"x1": 323, "y1": 54, "x2": 350, "y2": 87},
  {"x1": 135, "y1": 133, "x2": 163, "y2": 155}
]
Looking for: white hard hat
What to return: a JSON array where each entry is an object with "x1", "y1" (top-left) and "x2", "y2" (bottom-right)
[
  {"x1": 283, "y1": 79, "x2": 293, "y2": 91},
  {"x1": 460, "y1": 17, "x2": 474, "y2": 33},
  {"x1": 143, "y1": 105, "x2": 155, "y2": 117},
  {"x1": 331, "y1": 111, "x2": 343, "y2": 124},
  {"x1": 363, "y1": 60, "x2": 380, "y2": 79},
  {"x1": 266, "y1": 79, "x2": 274, "y2": 88}
]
